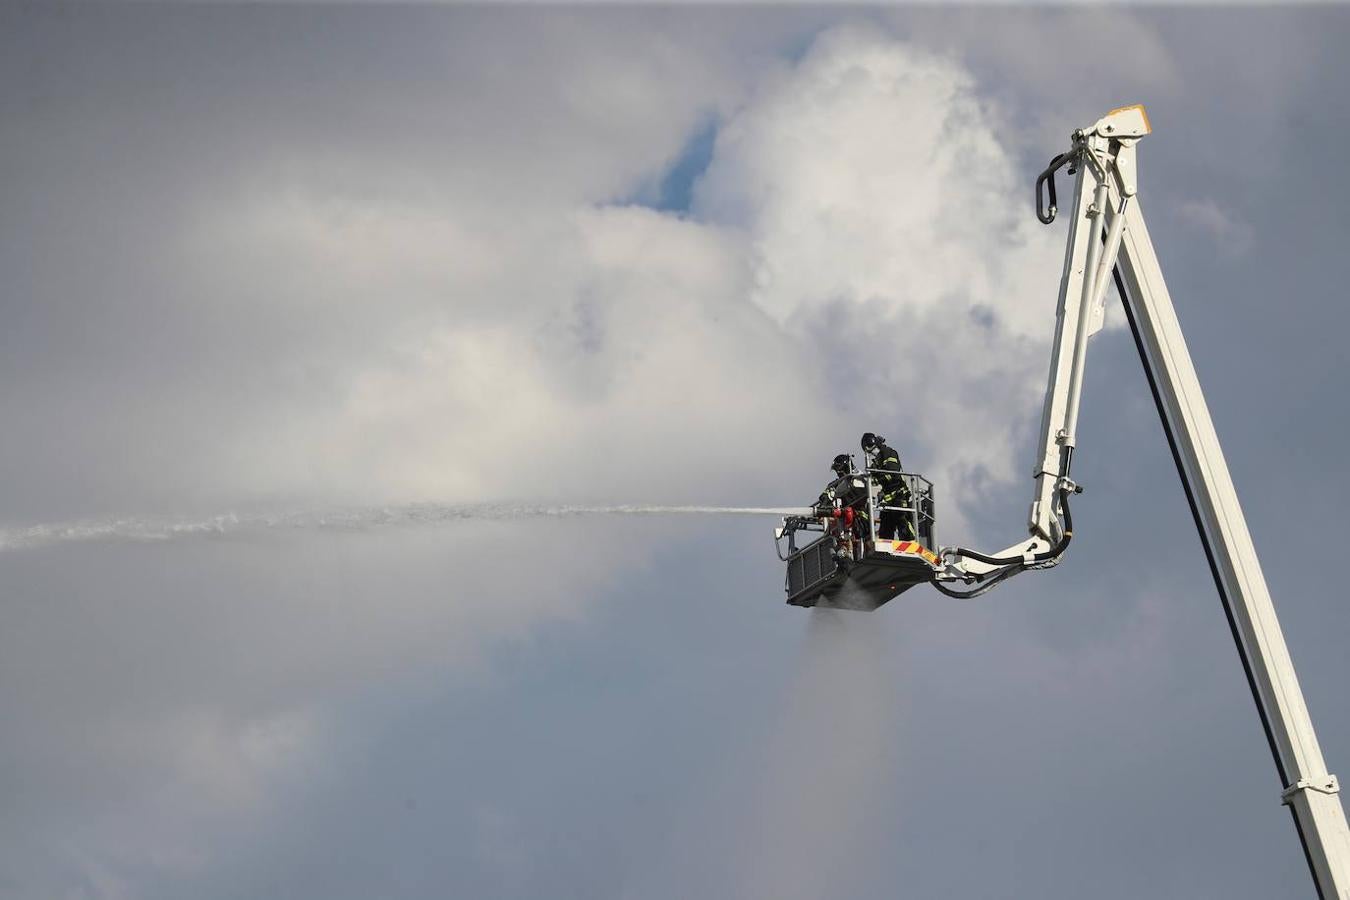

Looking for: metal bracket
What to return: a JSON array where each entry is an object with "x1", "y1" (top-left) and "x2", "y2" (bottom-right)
[
  {"x1": 1281, "y1": 774, "x2": 1341, "y2": 805},
  {"x1": 1113, "y1": 141, "x2": 1140, "y2": 198}
]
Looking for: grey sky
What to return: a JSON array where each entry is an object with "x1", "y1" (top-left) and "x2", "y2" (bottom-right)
[{"x1": 2, "y1": 6, "x2": 1349, "y2": 899}]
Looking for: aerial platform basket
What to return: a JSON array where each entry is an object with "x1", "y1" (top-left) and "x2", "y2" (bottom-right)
[
  {"x1": 785, "y1": 536, "x2": 942, "y2": 611},
  {"x1": 776, "y1": 470, "x2": 940, "y2": 612}
]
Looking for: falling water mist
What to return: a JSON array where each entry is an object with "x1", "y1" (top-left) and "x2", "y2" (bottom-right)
[{"x1": 730, "y1": 607, "x2": 899, "y2": 900}]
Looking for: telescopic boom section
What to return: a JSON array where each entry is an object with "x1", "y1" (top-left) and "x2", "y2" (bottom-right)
[
  {"x1": 940, "y1": 106, "x2": 1150, "y2": 584},
  {"x1": 943, "y1": 105, "x2": 1350, "y2": 897}
]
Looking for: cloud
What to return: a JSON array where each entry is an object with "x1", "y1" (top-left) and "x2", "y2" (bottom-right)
[
  {"x1": 2, "y1": 13, "x2": 1067, "y2": 531},
  {"x1": 0, "y1": 7, "x2": 808, "y2": 519},
  {"x1": 1178, "y1": 197, "x2": 1255, "y2": 256},
  {"x1": 8, "y1": 11, "x2": 1284, "y2": 898},
  {"x1": 695, "y1": 24, "x2": 1063, "y2": 525},
  {"x1": 206, "y1": 22, "x2": 1066, "y2": 536},
  {"x1": 0, "y1": 514, "x2": 672, "y2": 895}
]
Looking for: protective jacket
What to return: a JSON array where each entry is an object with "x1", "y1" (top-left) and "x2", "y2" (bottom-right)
[
  {"x1": 870, "y1": 442, "x2": 906, "y2": 503},
  {"x1": 833, "y1": 473, "x2": 870, "y2": 513},
  {"x1": 817, "y1": 473, "x2": 869, "y2": 519},
  {"x1": 871, "y1": 441, "x2": 915, "y2": 540}
]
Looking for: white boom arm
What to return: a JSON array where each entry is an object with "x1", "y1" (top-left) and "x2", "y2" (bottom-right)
[{"x1": 944, "y1": 106, "x2": 1350, "y2": 896}]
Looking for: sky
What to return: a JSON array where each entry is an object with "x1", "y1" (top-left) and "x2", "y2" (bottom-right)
[{"x1": 2, "y1": 5, "x2": 1349, "y2": 899}]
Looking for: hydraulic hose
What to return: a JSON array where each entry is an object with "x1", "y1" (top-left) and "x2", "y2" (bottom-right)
[
  {"x1": 934, "y1": 490, "x2": 1074, "y2": 598},
  {"x1": 947, "y1": 486, "x2": 1075, "y2": 568},
  {"x1": 1036, "y1": 152, "x2": 1074, "y2": 225},
  {"x1": 932, "y1": 563, "x2": 1026, "y2": 599}
]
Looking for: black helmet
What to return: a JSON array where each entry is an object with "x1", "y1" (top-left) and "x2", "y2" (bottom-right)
[
  {"x1": 861, "y1": 432, "x2": 884, "y2": 452},
  {"x1": 831, "y1": 453, "x2": 852, "y2": 476}
]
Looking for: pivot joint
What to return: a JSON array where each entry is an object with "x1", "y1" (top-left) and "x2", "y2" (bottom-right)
[{"x1": 1281, "y1": 774, "x2": 1341, "y2": 805}]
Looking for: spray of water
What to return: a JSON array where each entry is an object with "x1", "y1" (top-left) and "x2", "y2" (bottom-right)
[
  {"x1": 0, "y1": 504, "x2": 809, "y2": 553},
  {"x1": 731, "y1": 609, "x2": 898, "y2": 900}
]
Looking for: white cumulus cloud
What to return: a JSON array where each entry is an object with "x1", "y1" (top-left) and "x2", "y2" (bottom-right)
[
  {"x1": 695, "y1": 24, "x2": 1063, "y2": 523},
  {"x1": 0, "y1": 15, "x2": 1094, "y2": 895}
]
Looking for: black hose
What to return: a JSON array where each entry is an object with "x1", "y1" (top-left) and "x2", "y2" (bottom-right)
[
  {"x1": 1036, "y1": 152, "x2": 1072, "y2": 225},
  {"x1": 948, "y1": 487, "x2": 1075, "y2": 567},
  {"x1": 933, "y1": 489, "x2": 1073, "y2": 599},
  {"x1": 932, "y1": 563, "x2": 1026, "y2": 599}
]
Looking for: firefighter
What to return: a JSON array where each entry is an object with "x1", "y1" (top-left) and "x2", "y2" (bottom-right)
[
  {"x1": 815, "y1": 454, "x2": 867, "y2": 517},
  {"x1": 861, "y1": 432, "x2": 915, "y2": 540},
  {"x1": 815, "y1": 453, "x2": 869, "y2": 561}
]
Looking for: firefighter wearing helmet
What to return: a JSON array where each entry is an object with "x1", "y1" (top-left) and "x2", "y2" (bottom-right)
[
  {"x1": 861, "y1": 432, "x2": 915, "y2": 540},
  {"x1": 813, "y1": 453, "x2": 868, "y2": 562},
  {"x1": 816, "y1": 454, "x2": 866, "y2": 513}
]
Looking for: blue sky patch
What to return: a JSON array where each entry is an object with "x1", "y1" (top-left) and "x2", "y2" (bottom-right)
[{"x1": 627, "y1": 118, "x2": 718, "y2": 214}]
